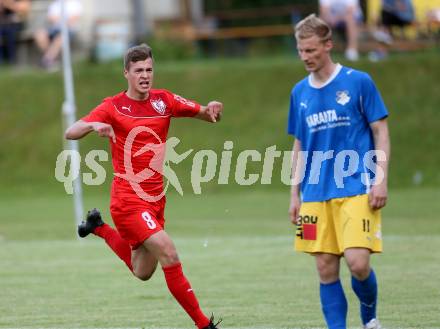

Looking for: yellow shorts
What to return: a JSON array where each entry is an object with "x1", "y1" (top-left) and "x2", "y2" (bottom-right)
[{"x1": 294, "y1": 194, "x2": 382, "y2": 255}]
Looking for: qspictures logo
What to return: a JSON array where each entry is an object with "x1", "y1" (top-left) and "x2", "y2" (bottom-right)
[{"x1": 55, "y1": 127, "x2": 386, "y2": 202}]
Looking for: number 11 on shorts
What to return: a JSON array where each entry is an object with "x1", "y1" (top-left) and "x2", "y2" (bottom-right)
[{"x1": 362, "y1": 218, "x2": 370, "y2": 232}]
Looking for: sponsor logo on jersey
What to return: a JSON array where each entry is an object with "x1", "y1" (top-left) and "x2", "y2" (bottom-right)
[
  {"x1": 306, "y1": 110, "x2": 338, "y2": 128},
  {"x1": 336, "y1": 90, "x2": 350, "y2": 105},
  {"x1": 121, "y1": 105, "x2": 131, "y2": 112},
  {"x1": 300, "y1": 101, "x2": 308, "y2": 109},
  {"x1": 150, "y1": 98, "x2": 167, "y2": 115}
]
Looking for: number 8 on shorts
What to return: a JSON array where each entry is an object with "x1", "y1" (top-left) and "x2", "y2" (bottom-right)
[{"x1": 142, "y1": 211, "x2": 157, "y2": 230}]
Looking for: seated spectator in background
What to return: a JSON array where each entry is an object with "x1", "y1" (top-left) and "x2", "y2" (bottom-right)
[
  {"x1": 377, "y1": 0, "x2": 414, "y2": 41},
  {"x1": 427, "y1": 8, "x2": 440, "y2": 26},
  {"x1": 34, "y1": 0, "x2": 82, "y2": 70},
  {"x1": 369, "y1": 0, "x2": 414, "y2": 61},
  {"x1": 319, "y1": 0, "x2": 363, "y2": 61},
  {"x1": 0, "y1": 0, "x2": 30, "y2": 65}
]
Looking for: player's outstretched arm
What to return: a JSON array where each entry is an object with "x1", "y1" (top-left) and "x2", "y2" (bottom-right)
[
  {"x1": 196, "y1": 101, "x2": 223, "y2": 123},
  {"x1": 65, "y1": 120, "x2": 116, "y2": 142}
]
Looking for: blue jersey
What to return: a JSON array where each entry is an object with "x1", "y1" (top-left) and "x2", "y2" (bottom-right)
[{"x1": 287, "y1": 65, "x2": 388, "y2": 202}]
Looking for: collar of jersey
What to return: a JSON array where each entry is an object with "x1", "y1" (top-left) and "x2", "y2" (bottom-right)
[
  {"x1": 308, "y1": 63, "x2": 342, "y2": 89},
  {"x1": 122, "y1": 91, "x2": 150, "y2": 103}
]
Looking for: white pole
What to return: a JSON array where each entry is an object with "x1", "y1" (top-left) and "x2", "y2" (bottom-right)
[{"x1": 60, "y1": 0, "x2": 84, "y2": 236}]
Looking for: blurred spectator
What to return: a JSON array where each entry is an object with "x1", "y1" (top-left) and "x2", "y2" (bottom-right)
[
  {"x1": 369, "y1": 0, "x2": 414, "y2": 61},
  {"x1": 319, "y1": 0, "x2": 363, "y2": 61},
  {"x1": 0, "y1": 0, "x2": 30, "y2": 65},
  {"x1": 34, "y1": 0, "x2": 82, "y2": 70},
  {"x1": 427, "y1": 8, "x2": 440, "y2": 25},
  {"x1": 427, "y1": 8, "x2": 440, "y2": 34}
]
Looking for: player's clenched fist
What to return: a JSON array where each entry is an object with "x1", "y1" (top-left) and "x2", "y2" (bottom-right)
[
  {"x1": 206, "y1": 101, "x2": 223, "y2": 123},
  {"x1": 368, "y1": 183, "x2": 388, "y2": 210},
  {"x1": 92, "y1": 122, "x2": 116, "y2": 143}
]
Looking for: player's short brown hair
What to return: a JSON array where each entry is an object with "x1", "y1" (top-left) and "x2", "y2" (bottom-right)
[
  {"x1": 294, "y1": 14, "x2": 332, "y2": 42},
  {"x1": 124, "y1": 44, "x2": 153, "y2": 70}
]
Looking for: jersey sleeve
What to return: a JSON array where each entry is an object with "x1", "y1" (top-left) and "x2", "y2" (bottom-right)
[
  {"x1": 170, "y1": 93, "x2": 201, "y2": 117},
  {"x1": 360, "y1": 74, "x2": 389, "y2": 123},
  {"x1": 287, "y1": 89, "x2": 302, "y2": 140},
  {"x1": 81, "y1": 99, "x2": 113, "y2": 124}
]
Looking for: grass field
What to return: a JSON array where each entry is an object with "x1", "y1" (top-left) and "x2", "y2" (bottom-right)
[
  {"x1": 1, "y1": 52, "x2": 439, "y2": 328},
  {"x1": 1, "y1": 188, "x2": 440, "y2": 329}
]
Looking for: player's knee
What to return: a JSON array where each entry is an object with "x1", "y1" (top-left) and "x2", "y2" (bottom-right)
[
  {"x1": 132, "y1": 262, "x2": 158, "y2": 281},
  {"x1": 135, "y1": 271, "x2": 154, "y2": 281},
  {"x1": 147, "y1": 232, "x2": 180, "y2": 265},
  {"x1": 347, "y1": 260, "x2": 370, "y2": 280},
  {"x1": 316, "y1": 258, "x2": 339, "y2": 283},
  {"x1": 133, "y1": 267, "x2": 156, "y2": 281},
  {"x1": 317, "y1": 266, "x2": 339, "y2": 282},
  {"x1": 160, "y1": 248, "x2": 179, "y2": 265}
]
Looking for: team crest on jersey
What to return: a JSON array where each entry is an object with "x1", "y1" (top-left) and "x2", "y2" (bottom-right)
[
  {"x1": 150, "y1": 98, "x2": 167, "y2": 115},
  {"x1": 336, "y1": 90, "x2": 350, "y2": 105}
]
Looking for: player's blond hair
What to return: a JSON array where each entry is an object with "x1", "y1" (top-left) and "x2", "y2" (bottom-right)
[
  {"x1": 124, "y1": 44, "x2": 153, "y2": 70},
  {"x1": 294, "y1": 14, "x2": 332, "y2": 42}
]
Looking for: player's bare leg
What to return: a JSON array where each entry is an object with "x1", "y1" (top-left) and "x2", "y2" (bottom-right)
[
  {"x1": 345, "y1": 248, "x2": 380, "y2": 328},
  {"x1": 315, "y1": 253, "x2": 347, "y2": 329},
  {"x1": 143, "y1": 230, "x2": 218, "y2": 329},
  {"x1": 344, "y1": 247, "x2": 370, "y2": 280},
  {"x1": 143, "y1": 230, "x2": 179, "y2": 266},
  {"x1": 131, "y1": 245, "x2": 158, "y2": 281},
  {"x1": 315, "y1": 253, "x2": 340, "y2": 283}
]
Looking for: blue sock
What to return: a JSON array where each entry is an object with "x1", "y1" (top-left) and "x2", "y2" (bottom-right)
[
  {"x1": 320, "y1": 280, "x2": 347, "y2": 329},
  {"x1": 351, "y1": 269, "x2": 378, "y2": 325}
]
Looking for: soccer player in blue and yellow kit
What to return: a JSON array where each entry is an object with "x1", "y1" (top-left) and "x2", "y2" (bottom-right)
[{"x1": 287, "y1": 14, "x2": 390, "y2": 329}]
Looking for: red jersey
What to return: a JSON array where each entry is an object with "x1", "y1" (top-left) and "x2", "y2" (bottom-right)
[{"x1": 82, "y1": 89, "x2": 200, "y2": 200}]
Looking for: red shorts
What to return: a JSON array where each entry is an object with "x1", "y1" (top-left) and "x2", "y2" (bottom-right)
[{"x1": 110, "y1": 190, "x2": 166, "y2": 250}]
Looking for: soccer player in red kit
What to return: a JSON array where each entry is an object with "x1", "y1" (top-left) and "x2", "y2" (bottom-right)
[{"x1": 65, "y1": 44, "x2": 223, "y2": 329}]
